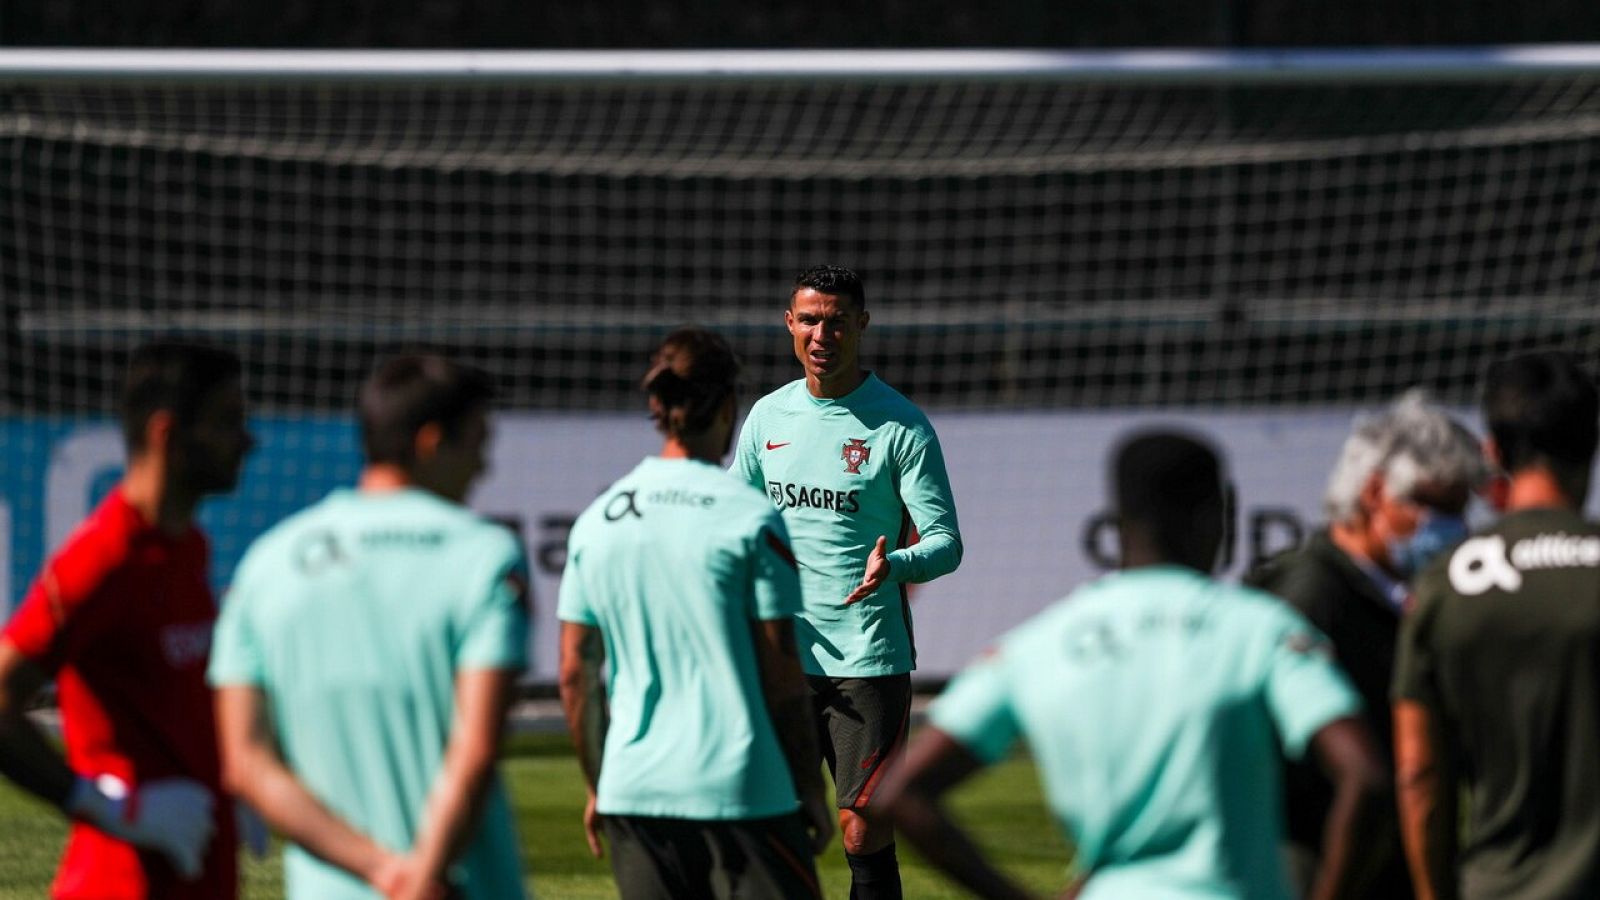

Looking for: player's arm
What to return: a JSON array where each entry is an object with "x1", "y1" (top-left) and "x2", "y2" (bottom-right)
[
  {"x1": 404, "y1": 666, "x2": 519, "y2": 895},
  {"x1": 215, "y1": 685, "x2": 404, "y2": 890},
  {"x1": 558, "y1": 621, "x2": 609, "y2": 857},
  {"x1": 1305, "y1": 716, "x2": 1390, "y2": 900},
  {"x1": 1394, "y1": 700, "x2": 1458, "y2": 900},
  {"x1": 744, "y1": 518, "x2": 831, "y2": 850},
  {"x1": 848, "y1": 432, "x2": 961, "y2": 604},
  {"x1": 750, "y1": 617, "x2": 834, "y2": 852},
  {"x1": 1262, "y1": 612, "x2": 1388, "y2": 900},
  {"x1": 875, "y1": 727, "x2": 1039, "y2": 900},
  {"x1": 1391, "y1": 579, "x2": 1456, "y2": 900},
  {"x1": 0, "y1": 640, "x2": 74, "y2": 805}
]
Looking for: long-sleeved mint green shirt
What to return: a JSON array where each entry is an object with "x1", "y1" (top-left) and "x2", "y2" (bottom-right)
[{"x1": 733, "y1": 373, "x2": 962, "y2": 676}]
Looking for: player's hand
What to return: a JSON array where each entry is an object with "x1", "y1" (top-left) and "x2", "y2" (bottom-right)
[
  {"x1": 799, "y1": 792, "x2": 835, "y2": 854},
  {"x1": 844, "y1": 536, "x2": 891, "y2": 605},
  {"x1": 583, "y1": 791, "x2": 606, "y2": 858},
  {"x1": 235, "y1": 799, "x2": 270, "y2": 858},
  {"x1": 370, "y1": 852, "x2": 449, "y2": 900},
  {"x1": 69, "y1": 776, "x2": 216, "y2": 880}
]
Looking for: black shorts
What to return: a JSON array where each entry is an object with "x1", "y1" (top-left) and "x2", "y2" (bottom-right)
[
  {"x1": 604, "y1": 813, "x2": 822, "y2": 900},
  {"x1": 807, "y1": 673, "x2": 913, "y2": 810}
]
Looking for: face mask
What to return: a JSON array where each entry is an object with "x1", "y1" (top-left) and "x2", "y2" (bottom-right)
[{"x1": 1388, "y1": 511, "x2": 1469, "y2": 579}]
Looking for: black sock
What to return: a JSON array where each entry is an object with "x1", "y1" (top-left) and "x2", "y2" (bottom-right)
[{"x1": 846, "y1": 843, "x2": 902, "y2": 900}]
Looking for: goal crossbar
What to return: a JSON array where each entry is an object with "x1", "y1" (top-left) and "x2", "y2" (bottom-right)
[{"x1": 4, "y1": 46, "x2": 1600, "y2": 84}]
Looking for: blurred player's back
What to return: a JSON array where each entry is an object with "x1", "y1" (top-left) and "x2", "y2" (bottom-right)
[
  {"x1": 953, "y1": 568, "x2": 1351, "y2": 899},
  {"x1": 217, "y1": 486, "x2": 526, "y2": 899},
  {"x1": 1402, "y1": 510, "x2": 1600, "y2": 897},
  {"x1": 563, "y1": 457, "x2": 800, "y2": 818}
]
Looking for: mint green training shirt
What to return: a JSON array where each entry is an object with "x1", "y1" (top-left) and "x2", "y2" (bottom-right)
[
  {"x1": 209, "y1": 488, "x2": 531, "y2": 900},
  {"x1": 931, "y1": 566, "x2": 1361, "y2": 900},
  {"x1": 558, "y1": 456, "x2": 805, "y2": 820},
  {"x1": 732, "y1": 374, "x2": 962, "y2": 676}
]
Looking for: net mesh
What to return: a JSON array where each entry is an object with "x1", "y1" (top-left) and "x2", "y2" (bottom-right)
[{"x1": 4, "y1": 73, "x2": 1599, "y2": 414}]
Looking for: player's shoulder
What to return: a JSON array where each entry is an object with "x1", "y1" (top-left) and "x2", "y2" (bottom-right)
[
  {"x1": 697, "y1": 460, "x2": 777, "y2": 502},
  {"x1": 571, "y1": 464, "x2": 636, "y2": 523},
  {"x1": 859, "y1": 375, "x2": 939, "y2": 445},
  {"x1": 1222, "y1": 578, "x2": 1317, "y2": 624},
  {"x1": 49, "y1": 496, "x2": 138, "y2": 569},
  {"x1": 388, "y1": 492, "x2": 524, "y2": 567},
  {"x1": 864, "y1": 374, "x2": 930, "y2": 417},
  {"x1": 232, "y1": 489, "x2": 351, "y2": 574},
  {"x1": 36, "y1": 496, "x2": 144, "y2": 601},
  {"x1": 247, "y1": 489, "x2": 345, "y2": 545},
  {"x1": 447, "y1": 508, "x2": 523, "y2": 563},
  {"x1": 745, "y1": 379, "x2": 809, "y2": 419}
]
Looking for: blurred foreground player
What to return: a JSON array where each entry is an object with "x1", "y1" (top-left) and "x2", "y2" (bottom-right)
[
  {"x1": 1394, "y1": 351, "x2": 1600, "y2": 900},
  {"x1": 879, "y1": 430, "x2": 1387, "y2": 900},
  {"x1": 559, "y1": 327, "x2": 832, "y2": 899},
  {"x1": 210, "y1": 355, "x2": 530, "y2": 900},
  {"x1": 1248, "y1": 390, "x2": 1487, "y2": 896},
  {"x1": 0, "y1": 341, "x2": 253, "y2": 898},
  {"x1": 732, "y1": 265, "x2": 962, "y2": 900}
]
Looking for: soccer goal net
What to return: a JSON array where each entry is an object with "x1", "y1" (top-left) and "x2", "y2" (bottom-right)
[{"x1": 3, "y1": 48, "x2": 1598, "y2": 675}]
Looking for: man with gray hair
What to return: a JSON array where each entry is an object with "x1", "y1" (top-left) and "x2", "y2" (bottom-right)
[{"x1": 1247, "y1": 389, "x2": 1488, "y2": 898}]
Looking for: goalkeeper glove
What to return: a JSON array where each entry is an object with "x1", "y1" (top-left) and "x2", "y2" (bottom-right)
[{"x1": 66, "y1": 775, "x2": 216, "y2": 880}]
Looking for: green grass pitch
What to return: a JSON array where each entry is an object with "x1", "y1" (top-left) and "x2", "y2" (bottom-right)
[{"x1": 0, "y1": 732, "x2": 1071, "y2": 898}]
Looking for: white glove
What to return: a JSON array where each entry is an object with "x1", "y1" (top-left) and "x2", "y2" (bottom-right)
[
  {"x1": 67, "y1": 775, "x2": 216, "y2": 880},
  {"x1": 235, "y1": 798, "x2": 270, "y2": 858}
]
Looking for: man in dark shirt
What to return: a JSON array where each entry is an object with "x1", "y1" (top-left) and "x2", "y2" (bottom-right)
[
  {"x1": 1394, "y1": 350, "x2": 1600, "y2": 900},
  {"x1": 1248, "y1": 390, "x2": 1487, "y2": 897}
]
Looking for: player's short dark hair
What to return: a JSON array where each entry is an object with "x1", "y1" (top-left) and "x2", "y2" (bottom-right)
[
  {"x1": 1483, "y1": 350, "x2": 1599, "y2": 475},
  {"x1": 121, "y1": 341, "x2": 243, "y2": 454},
  {"x1": 642, "y1": 327, "x2": 741, "y2": 439},
  {"x1": 792, "y1": 264, "x2": 866, "y2": 312},
  {"x1": 1114, "y1": 429, "x2": 1227, "y2": 563},
  {"x1": 359, "y1": 354, "x2": 494, "y2": 466}
]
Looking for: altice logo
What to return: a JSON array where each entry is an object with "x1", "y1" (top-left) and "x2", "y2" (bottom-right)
[{"x1": 1448, "y1": 532, "x2": 1600, "y2": 595}]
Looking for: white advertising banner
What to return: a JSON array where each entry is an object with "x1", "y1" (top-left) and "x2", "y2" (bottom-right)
[{"x1": 477, "y1": 408, "x2": 1389, "y2": 680}]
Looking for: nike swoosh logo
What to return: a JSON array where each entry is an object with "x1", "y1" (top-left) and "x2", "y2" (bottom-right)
[{"x1": 765, "y1": 441, "x2": 791, "y2": 450}]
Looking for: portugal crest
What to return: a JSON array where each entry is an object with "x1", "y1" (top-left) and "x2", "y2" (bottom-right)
[{"x1": 841, "y1": 438, "x2": 871, "y2": 474}]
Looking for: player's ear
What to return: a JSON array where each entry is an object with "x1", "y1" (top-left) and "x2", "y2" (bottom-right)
[
  {"x1": 413, "y1": 421, "x2": 444, "y2": 464},
  {"x1": 783, "y1": 306, "x2": 797, "y2": 332},
  {"x1": 1482, "y1": 437, "x2": 1511, "y2": 511},
  {"x1": 1482, "y1": 436, "x2": 1503, "y2": 470},
  {"x1": 142, "y1": 409, "x2": 175, "y2": 458},
  {"x1": 857, "y1": 308, "x2": 869, "y2": 332}
]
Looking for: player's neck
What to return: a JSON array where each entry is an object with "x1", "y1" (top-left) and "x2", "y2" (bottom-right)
[
  {"x1": 1504, "y1": 468, "x2": 1583, "y2": 513},
  {"x1": 359, "y1": 464, "x2": 417, "y2": 493},
  {"x1": 120, "y1": 460, "x2": 198, "y2": 536},
  {"x1": 806, "y1": 367, "x2": 867, "y2": 399},
  {"x1": 1120, "y1": 523, "x2": 1216, "y2": 573},
  {"x1": 660, "y1": 435, "x2": 723, "y2": 465}
]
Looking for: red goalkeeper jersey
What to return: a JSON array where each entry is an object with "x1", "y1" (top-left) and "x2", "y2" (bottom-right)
[{"x1": 2, "y1": 487, "x2": 237, "y2": 900}]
